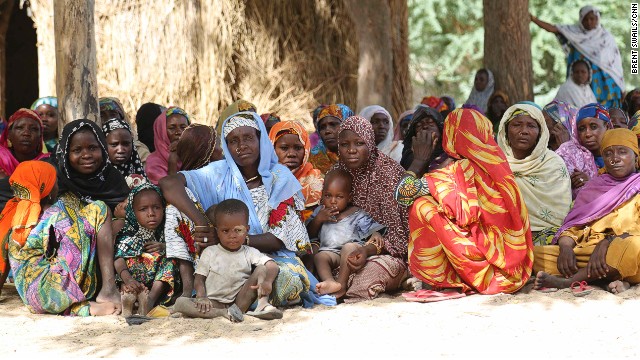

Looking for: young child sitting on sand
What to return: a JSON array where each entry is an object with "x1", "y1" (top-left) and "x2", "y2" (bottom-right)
[
  {"x1": 115, "y1": 183, "x2": 175, "y2": 317},
  {"x1": 307, "y1": 169, "x2": 385, "y2": 298},
  {"x1": 173, "y1": 199, "x2": 281, "y2": 322}
]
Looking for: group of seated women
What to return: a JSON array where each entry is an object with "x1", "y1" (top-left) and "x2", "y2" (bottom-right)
[{"x1": 1, "y1": 93, "x2": 640, "y2": 319}]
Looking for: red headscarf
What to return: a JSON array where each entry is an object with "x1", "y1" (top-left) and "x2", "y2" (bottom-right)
[{"x1": 0, "y1": 109, "x2": 49, "y2": 176}]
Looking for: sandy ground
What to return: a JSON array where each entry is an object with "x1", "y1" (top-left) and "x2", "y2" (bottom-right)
[{"x1": 1, "y1": 281, "x2": 639, "y2": 359}]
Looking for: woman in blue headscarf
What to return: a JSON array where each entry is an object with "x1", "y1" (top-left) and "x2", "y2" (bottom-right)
[
  {"x1": 31, "y1": 96, "x2": 59, "y2": 152},
  {"x1": 160, "y1": 111, "x2": 335, "y2": 311}
]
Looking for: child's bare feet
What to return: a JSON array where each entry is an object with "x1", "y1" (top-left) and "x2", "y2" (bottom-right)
[
  {"x1": 89, "y1": 301, "x2": 120, "y2": 316},
  {"x1": 316, "y1": 280, "x2": 341, "y2": 295},
  {"x1": 608, "y1": 280, "x2": 631, "y2": 294},
  {"x1": 121, "y1": 293, "x2": 137, "y2": 317},
  {"x1": 533, "y1": 271, "x2": 572, "y2": 290},
  {"x1": 138, "y1": 288, "x2": 150, "y2": 316}
]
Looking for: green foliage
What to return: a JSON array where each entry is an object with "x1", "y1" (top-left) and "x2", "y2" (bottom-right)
[{"x1": 409, "y1": 0, "x2": 636, "y2": 107}]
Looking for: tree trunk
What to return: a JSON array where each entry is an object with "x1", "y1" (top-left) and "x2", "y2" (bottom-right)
[
  {"x1": 344, "y1": 0, "x2": 393, "y2": 113},
  {"x1": 483, "y1": 0, "x2": 533, "y2": 102},
  {"x1": 53, "y1": 0, "x2": 99, "y2": 129},
  {"x1": 388, "y1": 0, "x2": 411, "y2": 120},
  {"x1": 0, "y1": 0, "x2": 14, "y2": 119}
]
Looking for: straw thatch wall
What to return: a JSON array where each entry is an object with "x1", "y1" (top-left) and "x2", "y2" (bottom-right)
[{"x1": 24, "y1": 0, "x2": 408, "y2": 127}]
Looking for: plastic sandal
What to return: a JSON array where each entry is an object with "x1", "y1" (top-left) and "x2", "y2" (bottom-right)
[
  {"x1": 402, "y1": 289, "x2": 466, "y2": 303},
  {"x1": 570, "y1": 281, "x2": 593, "y2": 297}
]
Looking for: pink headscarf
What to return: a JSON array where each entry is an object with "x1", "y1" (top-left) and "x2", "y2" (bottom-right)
[{"x1": 145, "y1": 107, "x2": 188, "y2": 184}]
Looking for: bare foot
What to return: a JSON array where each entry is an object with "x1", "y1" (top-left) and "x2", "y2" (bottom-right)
[
  {"x1": 316, "y1": 280, "x2": 342, "y2": 295},
  {"x1": 608, "y1": 280, "x2": 631, "y2": 294},
  {"x1": 96, "y1": 284, "x2": 122, "y2": 306},
  {"x1": 138, "y1": 288, "x2": 150, "y2": 316},
  {"x1": 121, "y1": 293, "x2": 137, "y2": 317},
  {"x1": 533, "y1": 271, "x2": 572, "y2": 290},
  {"x1": 89, "y1": 301, "x2": 119, "y2": 316}
]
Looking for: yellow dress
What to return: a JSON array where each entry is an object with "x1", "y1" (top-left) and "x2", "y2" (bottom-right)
[{"x1": 533, "y1": 195, "x2": 640, "y2": 283}]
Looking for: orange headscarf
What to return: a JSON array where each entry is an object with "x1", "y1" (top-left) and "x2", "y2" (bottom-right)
[
  {"x1": 269, "y1": 121, "x2": 323, "y2": 208},
  {"x1": 0, "y1": 161, "x2": 57, "y2": 277}
]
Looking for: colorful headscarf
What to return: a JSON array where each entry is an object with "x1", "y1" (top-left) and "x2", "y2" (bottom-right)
[
  {"x1": 464, "y1": 69, "x2": 495, "y2": 113},
  {"x1": 576, "y1": 103, "x2": 611, "y2": 124},
  {"x1": 30, "y1": 96, "x2": 58, "y2": 110},
  {"x1": 101, "y1": 118, "x2": 146, "y2": 178},
  {"x1": 0, "y1": 109, "x2": 49, "y2": 176},
  {"x1": 309, "y1": 104, "x2": 354, "y2": 174},
  {"x1": 177, "y1": 124, "x2": 217, "y2": 171},
  {"x1": 269, "y1": 120, "x2": 323, "y2": 208},
  {"x1": 359, "y1": 105, "x2": 402, "y2": 162},
  {"x1": 99, "y1": 97, "x2": 127, "y2": 121},
  {"x1": 215, "y1": 99, "x2": 257, "y2": 141},
  {"x1": 56, "y1": 119, "x2": 129, "y2": 210},
  {"x1": 441, "y1": 96, "x2": 456, "y2": 110},
  {"x1": 0, "y1": 161, "x2": 57, "y2": 278},
  {"x1": 135, "y1": 103, "x2": 165, "y2": 153},
  {"x1": 630, "y1": 110, "x2": 640, "y2": 138},
  {"x1": 260, "y1": 113, "x2": 281, "y2": 125},
  {"x1": 335, "y1": 116, "x2": 409, "y2": 259},
  {"x1": 145, "y1": 106, "x2": 191, "y2": 184},
  {"x1": 115, "y1": 183, "x2": 166, "y2": 258},
  {"x1": 420, "y1": 96, "x2": 448, "y2": 112}
]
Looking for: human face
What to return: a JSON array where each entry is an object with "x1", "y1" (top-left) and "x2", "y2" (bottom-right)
[
  {"x1": 413, "y1": 115, "x2": 440, "y2": 138},
  {"x1": 226, "y1": 126, "x2": 260, "y2": 169},
  {"x1": 581, "y1": 11, "x2": 598, "y2": 31},
  {"x1": 474, "y1": 71, "x2": 489, "y2": 92},
  {"x1": 603, "y1": 145, "x2": 637, "y2": 179},
  {"x1": 215, "y1": 213, "x2": 249, "y2": 252},
  {"x1": 317, "y1": 116, "x2": 341, "y2": 152},
  {"x1": 370, "y1": 113, "x2": 390, "y2": 145},
  {"x1": 274, "y1": 133, "x2": 305, "y2": 171},
  {"x1": 133, "y1": 189, "x2": 164, "y2": 231},
  {"x1": 338, "y1": 129, "x2": 370, "y2": 170},
  {"x1": 322, "y1": 176, "x2": 351, "y2": 213},
  {"x1": 100, "y1": 109, "x2": 121, "y2": 124},
  {"x1": 506, "y1": 115, "x2": 540, "y2": 160},
  {"x1": 68, "y1": 129, "x2": 104, "y2": 175},
  {"x1": 571, "y1": 62, "x2": 590, "y2": 85},
  {"x1": 35, "y1": 104, "x2": 58, "y2": 138},
  {"x1": 609, "y1": 109, "x2": 628, "y2": 129},
  {"x1": 490, "y1": 96, "x2": 508, "y2": 118},
  {"x1": 577, "y1": 117, "x2": 607, "y2": 155},
  {"x1": 8, "y1": 117, "x2": 41, "y2": 158},
  {"x1": 106, "y1": 128, "x2": 133, "y2": 166},
  {"x1": 166, "y1": 114, "x2": 189, "y2": 143}
]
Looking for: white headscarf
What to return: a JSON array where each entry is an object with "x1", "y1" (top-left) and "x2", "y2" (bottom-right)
[
  {"x1": 464, "y1": 69, "x2": 495, "y2": 113},
  {"x1": 556, "y1": 5, "x2": 624, "y2": 91},
  {"x1": 497, "y1": 103, "x2": 572, "y2": 232},
  {"x1": 554, "y1": 59, "x2": 598, "y2": 108},
  {"x1": 359, "y1": 105, "x2": 403, "y2": 163}
]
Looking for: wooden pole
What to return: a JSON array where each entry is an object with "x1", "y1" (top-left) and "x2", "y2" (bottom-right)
[
  {"x1": 0, "y1": 0, "x2": 15, "y2": 120},
  {"x1": 53, "y1": 0, "x2": 100, "y2": 128}
]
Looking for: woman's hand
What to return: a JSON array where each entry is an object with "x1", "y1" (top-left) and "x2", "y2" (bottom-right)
[
  {"x1": 570, "y1": 170, "x2": 589, "y2": 189},
  {"x1": 557, "y1": 240, "x2": 578, "y2": 278},
  {"x1": 194, "y1": 224, "x2": 217, "y2": 251},
  {"x1": 122, "y1": 273, "x2": 146, "y2": 294},
  {"x1": 114, "y1": 199, "x2": 127, "y2": 219},
  {"x1": 346, "y1": 246, "x2": 369, "y2": 272},
  {"x1": 551, "y1": 123, "x2": 570, "y2": 146},
  {"x1": 587, "y1": 239, "x2": 610, "y2": 279},
  {"x1": 144, "y1": 241, "x2": 165, "y2": 254},
  {"x1": 411, "y1": 129, "x2": 437, "y2": 163},
  {"x1": 315, "y1": 205, "x2": 339, "y2": 224}
]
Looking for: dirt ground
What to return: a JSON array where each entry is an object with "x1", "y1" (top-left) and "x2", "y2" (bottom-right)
[{"x1": 1, "y1": 281, "x2": 638, "y2": 359}]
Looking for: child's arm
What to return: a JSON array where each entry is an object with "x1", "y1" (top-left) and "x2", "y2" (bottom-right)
[
  {"x1": 307, "y1": 206, "x2": 338, "y2": 238},
  {"x1": 254, "y1": 261, "x2": 279, "y2": 298},
  {"x1": 193, "y1": 274, "x2": 213, "y2": 313},
  {"x1": 114, "y1": 257, "x2": 145, "y2": 294}
]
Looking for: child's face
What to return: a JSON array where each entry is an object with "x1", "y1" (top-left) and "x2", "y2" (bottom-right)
[
  {"x1": 474, "y1": 71, "x2": 488, "y2": 92},
  {"x1": 133, "y1": 190, "x2": 164, "y2": 230},
  {"x1": 215, "y1": 213, "x2": 249, "y2": 251},
  {"x1": 571, "y1": 62, "x2": 590, "y2": 85},
  {"x1": 322, "y1": 177, "x2": 351, "y2": 213}
]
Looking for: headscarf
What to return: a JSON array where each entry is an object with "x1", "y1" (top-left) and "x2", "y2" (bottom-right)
[
  {"x1": 56, "y1": 119, "x2": 129, "y2": 210},
  {"x1": 556, "y1": 5, "x2": 625, "y2": 92},
  {"x1": 145, "y1": 106, "x2": 191, "y2": 185},
  {"x1": 181, "y1": 112, "x2": 303, "y2": 236},
  {"x1": 394, "y1": 109, "x2": 414, "y2": 141},
  {"x1": 101, "y1": 118, "x2": 146, "y2": 178},
  {"x1": 554, "y1": 59, "x2": 598, "y2": 108},
  {"x1": 609, "y1": 107, "x2": 630, "y2": 128},
  {"x1": 420, "y1": 96, "x2": 449, "y2": 112},
  {"x1": 309, "y1": 104, "x2": 354, "y2": 174},
  {"x1": 0, "y1": 109, "x2": 49, "y2": 176},
  {"x1": 464, "y1": 69, "x2": 495, "y2": 113},
  {"x1": 115, "y1": 183, "x2": 166, "y2": 258},
  {"x1": 215, "y1": 99, "x2": 257, "y2": 142},
  {"x1": 400, "y1": 105, "x2": 445, "y2": 170},
  {"x1": 497, "y1": 104, "x2": 572, "y2": 231},
  {"x1": 629, "y1": 110, "x2": 640, "y2": 139},
  {"x1": 0, "y1": 161, "x2": 57, "y2": 277},
  {"x1": 269, "y1": 120, "x2": 323, "y2": 208},
  {"x1": 135, "y1": 103, "x2": 165, "y2": 153},
  {"x1": 461, "y1": 103, "x2": 485, "y2": 114},
  {"x1": 99, "y1": 97, "x2": 127, "y2": 120},
  {"x1": 359, "y1": 105, "x2": 403, "y2": 162},
  {"x1": 177, "y1": 124, "x2": 217, "y2": 171},
  {"x1": 309, "y1": 104, "x2": 327, "y2": 149},
  {"x1": 576, "y1": 103, "x2": 611, "y2": 124},
  {"x1": 543, "y1": 100, "x2": 597, "y2": 194},
  {"x1": 30, "y1": 96, "x2": 58, "y2": 110},
  {"x1": 441, "y1": 96, "x2": 456, "y2": 110},
  {"x1": 553, "y1": 128, "x2": 640, "y2": 243},
  {"x1": 335, "y1": 116, "x2": 409, "y2": 259},
  {"x1": 260, "y1": 113, "x2": 281, "y2": 125}
]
